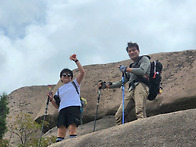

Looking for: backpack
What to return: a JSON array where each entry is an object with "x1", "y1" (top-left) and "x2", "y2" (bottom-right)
[
  {"x1": 129, "y1": 55, "x2": 163, "y2": 101},
  {"x1": 148, "y1": 59, "x2": 163, "y2": 100}
]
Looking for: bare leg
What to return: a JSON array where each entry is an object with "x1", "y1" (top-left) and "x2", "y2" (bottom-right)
[
  {"x1": 69, "y1": 124, "x2": 77, "y2": 138},
  {"x1": 56, "y1": 125, "x2": 66, "y2": 142}
]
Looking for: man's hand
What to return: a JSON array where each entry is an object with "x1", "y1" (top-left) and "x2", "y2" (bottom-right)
[
  {"x1": 119, "y1": 65, "x2": 127, "y2": 73},
  {"x1": 97, "y1": 81, "x2": 107, "y2": 89}
]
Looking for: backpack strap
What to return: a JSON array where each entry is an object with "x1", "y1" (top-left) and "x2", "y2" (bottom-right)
[
  {"x1": 72, "y1": 81, "x2": 84, "y2": 115},
  {"x1": 129, "y1": 56, "x2": 141, "y2": 68},
  {"x1": 129, "y1": 55, "x2": 151, "y2": 68},
  {"x1": 57, "y1": 89, "x2": 59, "y2": 96},
  {"x1": 152, "y1": 61, "x2": 157, "y2": 78},
  {"x1": 129, "y1": 55, "x2": 151, "y2": 88},
  {"x1": 72, "y1": 81, "x2": 79, "y2": 95}
]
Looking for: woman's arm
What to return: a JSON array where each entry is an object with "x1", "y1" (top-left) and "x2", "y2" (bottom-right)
[
  {"x1": 48, "y1": 93, "x2": 59, "y2": 109},
  {"x1": 70, "y1": 54, "x2": 85, "y2": 85}
]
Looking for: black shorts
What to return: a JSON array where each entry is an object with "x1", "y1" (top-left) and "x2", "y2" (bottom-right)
[{"x1": 57, "y1": 106, "x2": 81, "y2": 128}]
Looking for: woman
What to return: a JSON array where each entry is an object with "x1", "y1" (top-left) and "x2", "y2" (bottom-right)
[{"x1": 48, "y1": 54, "x2": 85, "y2": 142}]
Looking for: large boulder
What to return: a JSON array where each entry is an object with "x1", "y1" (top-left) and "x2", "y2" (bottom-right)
[{"x1": 35, "y1": 50, "x2": 196, "y2": 126}]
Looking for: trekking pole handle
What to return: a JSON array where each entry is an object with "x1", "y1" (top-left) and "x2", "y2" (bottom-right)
[
  {"x1": 47, "y1": 85, "x2": 52, "y2": 104},
  {"x1": 97, "y1": 80, "x2": 107, "y2": 89}
]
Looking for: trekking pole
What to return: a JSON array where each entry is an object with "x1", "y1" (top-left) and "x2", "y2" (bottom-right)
[
  {"x1": 93, "y1": 88, "x2": 101, "y2": 132},
  {"x1": 122, "y1": 73, "x2": 125, "y2": 124},
  {"x1": 80, "y1": 106, "x2": 83, "y2": 128},
  {"x1": 38, "y1": 85, "x2": 52, "y2": 147}
]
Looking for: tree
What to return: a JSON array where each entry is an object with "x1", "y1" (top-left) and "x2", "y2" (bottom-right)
[
  {"x1": 0, "y1": 93, "x2": 9, "y2": 139},
  {"x1": 9, "y1": 112, "x2": 41, "y2": 147},
  {"x1": 9, "y1": 112, "x2": 55, "y2": 147},
  {"x1": 30, "y1": 135, "x2": 56, "y2": 147}
]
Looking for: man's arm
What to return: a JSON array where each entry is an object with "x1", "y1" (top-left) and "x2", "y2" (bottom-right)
[{"x1": 99, "y1": 72, "x2": 129, "y2": 89}]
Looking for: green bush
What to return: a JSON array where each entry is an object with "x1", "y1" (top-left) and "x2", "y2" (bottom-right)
[
  {"x1": 0, "y1": 138, "x2": 9, "y2": 147},
  {"x1": 0, "y1": 93, "x2": 9, "y2": 139},
  {"x1": 30, "y1": 136, "x2": 57, "y2": 147}
]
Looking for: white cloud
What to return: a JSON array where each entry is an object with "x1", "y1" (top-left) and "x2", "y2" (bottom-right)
[
  {"x1": 0, "y1": 0, "x2": 196, "y2": 94},
  {"x1": 0, "y1": 0, "x2": 46, "y2": 38}
]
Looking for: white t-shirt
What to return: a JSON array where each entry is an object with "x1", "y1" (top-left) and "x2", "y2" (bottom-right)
[{"x1": 55, "y1": 78, "x2": 81, "y2": 111}]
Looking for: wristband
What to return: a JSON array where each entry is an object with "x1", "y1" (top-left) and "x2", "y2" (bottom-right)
[{"x1": 75, "y1": 60, "x2": 79, "y2": 63}]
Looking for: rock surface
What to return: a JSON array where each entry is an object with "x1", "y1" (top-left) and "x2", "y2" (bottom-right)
[
  {"x1": 4, "y1": 50, "x2": 196, "y2": 146},
  {"x1": 48, "y1": 109, "x2": 196, "y2": 147},
  {"x1": 35, "y1": 50, "x2": 196, "y2": 126}
]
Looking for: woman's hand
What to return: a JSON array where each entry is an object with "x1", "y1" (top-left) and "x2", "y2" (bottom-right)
[
  {"x1": 47, "y1": 92, "x2": 53, "y2": 102},
  {"x1": 70, "y1": 54, "x2": 78, "y2": 61}
]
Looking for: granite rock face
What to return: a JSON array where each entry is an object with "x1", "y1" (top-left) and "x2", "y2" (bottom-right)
[
  {"x1": 5, "y1": 50, "x2": 196, "y2": 146},
  {"x1": 48, "y1": 109, "x2": 196, "y2": 147},
  {"x1": 35, "y1": 50, "x2": 196, "y2": 125}
]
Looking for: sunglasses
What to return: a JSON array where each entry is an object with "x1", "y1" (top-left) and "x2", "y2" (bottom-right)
[{"x1": 62, "y1": 73, "x2": 71, "y2": 77}]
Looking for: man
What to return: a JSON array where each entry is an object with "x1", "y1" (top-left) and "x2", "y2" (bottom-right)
[
  {"x1": 98, "y1": 42, "x2": 150, "y2": 125},
  {"x1": 48, "y1": 54, "x2": 85, "y2": 142}
]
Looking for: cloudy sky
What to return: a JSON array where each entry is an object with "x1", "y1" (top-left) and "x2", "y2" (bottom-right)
[{"x1": 0, "y1": 0, "x2": 196, "y2": 94}]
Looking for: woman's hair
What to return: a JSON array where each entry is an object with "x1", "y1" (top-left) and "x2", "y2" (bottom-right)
[{"x1": 60, "y1": 68, "x2": 73, "y2": 79}]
